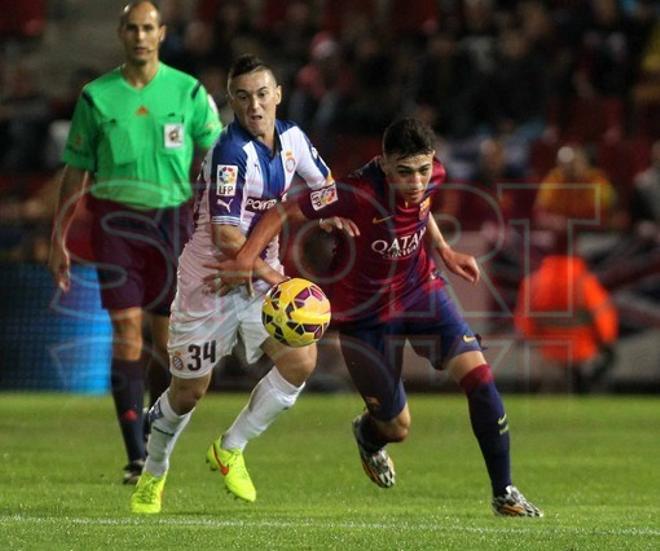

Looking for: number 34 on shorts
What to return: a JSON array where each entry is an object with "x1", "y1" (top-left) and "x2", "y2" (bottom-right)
[{"x1": 170, "y1": 341, "x2": 217, "y2": 374}]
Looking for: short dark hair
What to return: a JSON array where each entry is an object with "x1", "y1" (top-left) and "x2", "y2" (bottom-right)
[
  {"x1": 382, "y1": 118, "x2": 436, "y2": 159},
  {"x1": 119, "y1": 1, "x2": 161, "y2": 27},
  {"x1": 228, "y1": 54, "x2": 277, "y2": 84}
]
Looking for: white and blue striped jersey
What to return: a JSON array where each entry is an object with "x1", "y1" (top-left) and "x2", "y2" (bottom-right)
[{"x1": 181, "y1": 120, "x2": 332, "y2": 290}]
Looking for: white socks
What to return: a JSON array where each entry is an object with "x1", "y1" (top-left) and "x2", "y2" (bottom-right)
[
  {"x1": 221, "y1": 367, "x2": 305, "y2": 451},
  {"x1": 143, "y1": 368, "x2": 304, "y2": 474},
  {"x1": 144, "y1": 390, "x2": 192, "y2": 477}
]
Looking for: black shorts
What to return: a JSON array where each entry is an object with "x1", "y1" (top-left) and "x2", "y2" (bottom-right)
[
  {"x1": 89, "y1": 196, "x2": 192, "y2": 316},
  {"x1": 337, "y1": 286, "x2": 482, "y2": 421}
]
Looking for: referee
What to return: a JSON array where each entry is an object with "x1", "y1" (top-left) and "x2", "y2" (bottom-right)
[{"x1": 48, "y1": 1, "x2": 222, "y2": 483}]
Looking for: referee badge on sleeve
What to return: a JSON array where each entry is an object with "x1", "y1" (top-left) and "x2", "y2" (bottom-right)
[{"x1": 164, "y1": 123, "x2": 184, "y2": 148}]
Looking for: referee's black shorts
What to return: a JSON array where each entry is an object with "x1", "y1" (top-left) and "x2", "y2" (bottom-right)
[{"x1": 88, "y1": 196, "x2": 192, "y2": 316}]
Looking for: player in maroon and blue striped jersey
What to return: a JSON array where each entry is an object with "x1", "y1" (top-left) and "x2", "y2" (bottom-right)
[{"x1": 211, "y1": 118, "x2": 542, "y2": 517}]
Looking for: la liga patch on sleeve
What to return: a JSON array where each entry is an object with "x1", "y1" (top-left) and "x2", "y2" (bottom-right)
[
  {"x1": 216, "y1": 164, "x2": 238, "y2": 196},
  {"x1": 309, "y1": 183, "x2": 338, "y2": 211}
]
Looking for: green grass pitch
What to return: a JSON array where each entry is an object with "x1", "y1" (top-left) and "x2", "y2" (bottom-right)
[{"x1": 1, "y1": 393, "x2": 659, "y2": 550}]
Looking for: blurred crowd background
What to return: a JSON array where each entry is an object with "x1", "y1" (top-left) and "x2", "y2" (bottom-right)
[{"x1": 0, "y1": 0, "x2": 658, "y2": 393}]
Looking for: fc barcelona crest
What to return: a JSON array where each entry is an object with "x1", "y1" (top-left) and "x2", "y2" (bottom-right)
[{"x1": 419, "y1": 197, "x2": 431, "y2": 220}]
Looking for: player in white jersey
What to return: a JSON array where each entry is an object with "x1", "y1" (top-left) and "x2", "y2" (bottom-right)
[{"x1": 131, "y1": 54, "x2": 335, "y2": 513}]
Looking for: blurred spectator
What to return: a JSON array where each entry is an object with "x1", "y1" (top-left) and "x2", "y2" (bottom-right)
[
  {"x1": 534, "y1": 145, "x2": 617, "y2": 232},
  {"x1": 517, "y1": 0, "x2": 554, "y2": 56},
  {"x1": 320, "y1": 0, "x2": 375, "y2": 36},
  {"x1": 0, "y1": 175, "x2": 58, "y2": 262},
  {"x1": 50, "y1": 67, "x2": 99, "y2": 121},
  {"x1": 0, "y1": 0, "x2": 46, "y2": 39},
  {"x1": 47, "y1": 67, "x2": 99, "y2": 167},
  {"x1": 632, "y1": 15, "x2": 660, "y2": 138},
  {"x1": 444, "y1": 137, "x2": 526, "y2": 232},
  {"x1": 158, "y1": 0, "x2": 190, "y2": 71},
  {"x1": 475, "y1": 137, "x2": 527, "y2": 190},
  {"x1": 458, "y1": 0, "x2": 499, "y2": 77},
  {"x1": 574, "y1": 0, "x2": 632, "y2": 99},
  {"x1": 0, "y1": 64, "x2": 51, "y2": 172},
  {"x1": 288, "y1": 32, "x2": 350, "y2": 142},
  {"x1": 180, "y1": 19, "x2": 218, "y2": 76},
  {"x1": 339, "y1": 33, "x2": 398, "y2": 134},
  {"x1": 487, "y1": 28, "x2": 547, "y2": 139},
  {"x1": 198, "y1": 65, "x2": 234, "y2": 125},
  {"x1": 411, "y1": 31, "x2": 478, "y2": 138},
  {"x1": 631, "y1": 139, "x2": 660, "y2": 238},
  {"x1": 209, "y1": 0, "x2": 258, "y2": 71},
  {"x1": 626, "y1": 0, "x2": 658, "y2": 78},
  {"x1": 435, "y1": 137, "x2": 531, "y2": 331},
  {"x1": 388, "y1": 0, "x2": 438, "y2": 40},
  {"x1": 263, "y1": 0, "x2": 318, "y2": 88},
  {"x1": 514, "y1": 253, "x2": 619, "y2": 393}
]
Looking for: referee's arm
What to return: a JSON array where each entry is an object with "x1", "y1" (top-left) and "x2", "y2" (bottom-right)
[{"x1": 48, "y1": 165, "x2": 89, "y2": 291}]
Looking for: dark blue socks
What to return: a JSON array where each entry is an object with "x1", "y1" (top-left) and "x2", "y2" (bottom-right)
[{"x1": 460, "y1": 364, "x2": 511, "y2": 496}]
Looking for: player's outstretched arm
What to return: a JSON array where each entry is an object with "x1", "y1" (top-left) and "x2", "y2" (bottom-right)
[
  {"x1": 205, "y1": 201, "x2": 305, "y2": 288},
  {"x1": 209, "y1": 223, "x2": 287, "y2": 294},
  {"x1": 425, "y1": 214, "x2": 480, "y2": 284},
  {"x1": 48, "y1": 165, "x2": 89, "y2": 292}
]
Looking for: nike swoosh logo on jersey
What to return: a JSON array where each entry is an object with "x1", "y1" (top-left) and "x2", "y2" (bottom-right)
[
  {"x1": 372, "y1": 215, "x2": 394, "y2": 224},
  {"x1": 462, "y1": 335, "x2": 476, "y2": 343}
]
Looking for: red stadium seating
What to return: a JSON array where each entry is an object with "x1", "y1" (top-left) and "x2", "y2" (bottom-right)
[
  {"x1": 328, "y1": 135, "x2": 382, "y2": 179},
  {"x1": 562, "y1": 97, "x2": 624, "y2": 142},
  {"x1": 0, "y1": 0, "x2": 46, "y2": 38},
  {"x1": 320, "y1": 0, "x2": 376, "y2": 34},
  {"x1": 389, "y1": 0, "x2": 439, "y2": 36},
  {"x1": 530, "y1": 140, "x2": 560, "y2": 181},
  {"x1": 596, "y1": 137, "x2": 651, "y2": 207},
  {"x1": 633, "y1": 102, "x2": 660, "y2": 140}
]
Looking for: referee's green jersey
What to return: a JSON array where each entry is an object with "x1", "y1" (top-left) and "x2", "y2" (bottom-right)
[{"x1": 63, "y1": 63, "x2": 222, "y2": 209}]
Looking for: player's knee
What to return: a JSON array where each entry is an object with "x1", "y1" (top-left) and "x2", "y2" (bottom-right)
[
  {"x1": 273, "y1": 345, "x2": 317, "y2": 386},
  {"x1": 298, "y1": 351, "x2": 317, "y2": 378},
  {"x1": 169, "y1": 379, "x2": 209, "y2": 414},
  {"x1": 278, "y1": 364, "x2": 313, "y2": 387},
  {"x1": 170, "y1": 387, "x2": 204, "y2": 414},
  {"x1": 110, "y1": 317, "x2": 143, "y2": 360},
  {"x1": 111, "y1": 338, "x2": 142, "y2": 360}
]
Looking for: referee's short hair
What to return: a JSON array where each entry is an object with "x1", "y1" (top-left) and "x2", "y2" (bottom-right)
[{"x1": 119, "y1": 1, "x2": 162, "y2": 27}]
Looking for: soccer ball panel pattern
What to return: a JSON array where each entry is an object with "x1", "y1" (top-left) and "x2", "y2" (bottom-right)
[{"x1": 262, "y1": 278, "x2": 331, "y2": 347}]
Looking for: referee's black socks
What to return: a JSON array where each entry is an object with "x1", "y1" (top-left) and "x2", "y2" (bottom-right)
[{"x1": 111, "y1": 358, "x2": 146, "y2": 462}]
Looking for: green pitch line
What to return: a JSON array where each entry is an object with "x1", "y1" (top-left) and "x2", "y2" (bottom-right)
[{"x1": 0, "y1": 393, "x2": 658, "y2": 550}]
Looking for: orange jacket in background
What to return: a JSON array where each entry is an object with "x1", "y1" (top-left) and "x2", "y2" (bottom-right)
[
  {"x1": 514, "y1": 256, "x2": 618, "y2": 364},
  {"x1": 536, "y1": 167, "x2": 616, "y2": 223}
]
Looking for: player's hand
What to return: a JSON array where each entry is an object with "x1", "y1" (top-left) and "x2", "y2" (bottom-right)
[
  {"x1": 438, "y1": 246, "x2": 480, "y2": 284},
  {"x1": 48, "y1": 241, "x2": 71, "y2": 292},
  {"x1": 205, "y1": 278, "x2": 249, "y2": 297},
  {"x1": 203, "y1": 257, "x2": 254, "y2": 296},
  {"x1": 319, "y1": 216, "x2": 360, "y2": 237}
]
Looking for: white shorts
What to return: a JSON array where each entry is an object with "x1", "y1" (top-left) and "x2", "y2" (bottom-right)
[{"x1": 167, "y1": 250, "x2": 272, "y2": 379}]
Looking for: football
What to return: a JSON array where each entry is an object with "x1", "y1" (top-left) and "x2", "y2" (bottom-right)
[{"x1": 262, "y1": 278, "x2": 331, "y2": 347}]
